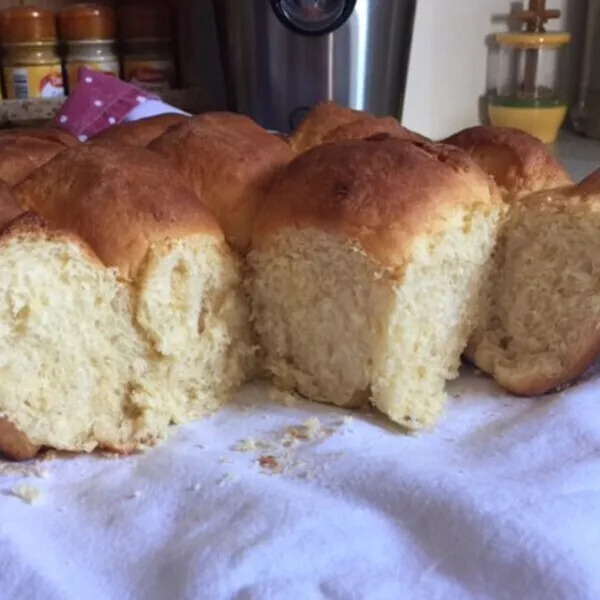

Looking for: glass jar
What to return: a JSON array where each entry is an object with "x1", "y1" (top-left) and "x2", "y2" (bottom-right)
[
  {"x1": 1, "y1": 6, "x2": 64, "y2": 99},
  {"x1": 58, "y1": 4, "x2": 119, "y2": 93},
  {"x1": 118, "y1": 4, "x2": 175, "y2": 93},
  {"x1": 121, "y1": 38, "x2": 175, "y2": 93},
  {"x1": 489, "y1": 32, "x2": 570, "y2": 143}
]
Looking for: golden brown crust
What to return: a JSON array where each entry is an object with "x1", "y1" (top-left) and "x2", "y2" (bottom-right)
[
  {"x1": 503, "y1": 333, "x2": 600, "y2": 397},
  {"x1": 322, "y1": 116, "x2": 429, "y2": 146},
  {"x1": 91, "y1": 113, "x2": 189, "y2": 147},
  {"x1": 444, "y1": 125, "x2": 572, "y2": 199},
  {"x1": 289, "y1": 101, "x2": 428, "y2": 153},
  {"x1": 0, "y1": 180, "x2": 23, "y2": 227},
  {"x1": 15, "y1": 142, "x2": 223, "y2": 279},
  {"x1": 576, "y1": 167, "x2": 600, "y2": 195},
  {"x1": 0, "y1": 127, "x2": 79, "y2": 148},
  {"x1": 252, "y1": 137, "x2": 501, "y2": 272},
  {"x1": 0, "y1": 136, "x2": 69, "y2": 186},
  {"x1": 289, "y1": 101, "x2": 364, "y2": 152},
  {"x1": 149, "y1": 112, "x2": 294, "y2": 253},
  {"x1": 0, "y1": 418, "x2": 41, "y2": 461}
]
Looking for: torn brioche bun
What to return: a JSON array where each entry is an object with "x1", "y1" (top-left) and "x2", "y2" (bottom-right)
[
  {"x1": 0, "y1": 142, "x2": 255, "y2": 460},
  {"x1": 90, "y1": 113, "x2": 189, "y2": 147},
  {"x1": 444, "y1": 125, "x2": 572, "y2": 200},
  {"x1": 289, "y1": 101, "x2": 427, "y2": 153},
  {"x1": 149, "y1": 112, "x2": 294, "y2": 253},
  {"x1": 467, "y1": 169, "x2": 600, "y2": 395},
  {"x1": 250, "y1": 137, "x2": 505, "y2": 428},
  {"x1": 0, "y1": 127, "x2": 78, "y2": 185}
]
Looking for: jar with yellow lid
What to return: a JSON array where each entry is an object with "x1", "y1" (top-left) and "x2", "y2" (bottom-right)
[
  {"x1": 1, "y1": 6, "x2": 64, "y2": 99},
  {"x1": 58, "y1": 3, "x2": 119, "y2": 93},
  {"x1": 118, "y1": 3, "x2": 176, "y2": 93},
  {"x1": 488, "y1": 0, "x2": 570, "y2": 143}
]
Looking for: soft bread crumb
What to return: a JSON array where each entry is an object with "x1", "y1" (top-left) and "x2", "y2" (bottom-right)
[
  {"x1": 0, "y1": 461, "x2": 49, "y2": 479},
  {"x1": 12, "y1": 483, "x2": 43, "y2": 504},
  {"x1": 250, "y1": 213, "x2": 501, "y2": 428},
  {"x1": 0, "y1": 230, "x2": 255, "y2": 458},
  {"x1": 468, "y1": 190, "x2": 600, "y2": 394}
]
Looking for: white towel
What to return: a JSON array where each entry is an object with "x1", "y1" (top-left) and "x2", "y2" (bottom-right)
[{"x1": 1, "y1": 369, "x2": 599, "y2": 600}]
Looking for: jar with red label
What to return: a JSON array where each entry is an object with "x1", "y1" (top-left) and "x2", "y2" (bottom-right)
[
  {"x1": 118, "y1": 3, "x2": 175, "y2": 93},
  {"x1": 1, "y1": 6, "x2": 65, "y2": 99},
  {"x1": 58, "y1": 3, "x2": 119, "y2": 93}
]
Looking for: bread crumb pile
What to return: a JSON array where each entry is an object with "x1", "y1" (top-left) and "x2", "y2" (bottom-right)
[
  {"x1": 0, "y1": 453, "x2": 52, "y2": 504},
  {"x1": 11, "y1": 483, "x2": 43, "y2": 505},
  {"x1": 232, "y1": 415, "x2": 354, "y2": 479}
]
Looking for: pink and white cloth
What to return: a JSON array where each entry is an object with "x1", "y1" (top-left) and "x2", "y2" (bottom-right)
[{"x1": 54, "y1": 67, "x2": 189, "y2": 142}]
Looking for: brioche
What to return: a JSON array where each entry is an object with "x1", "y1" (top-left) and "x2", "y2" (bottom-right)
[
  {"x1": 444, "y1": 125, "x2": 572, "y2": 200},
  {"x1": 0, "y1": 127, "x2": 78, "y2": 185},
  {"x1": 467, "y1": 169, "x2": 600, "y2": 395},
  {"x1": 0, "y1": 142, "x2": 254, "y2": 460},
  {"x1": 1, "y1": 127, "x2": 78, "y2": 148},
  {"x1": 289, "y1": 101, "x2": 427, "y2": 153},
  {"x1": 249, "y1": 138, "x2": 505, "y2": 428},
  {"x1": 91, "y1": 113, "x2": 189, "y2": 147},
  {"x1": 149, "y1": 112, "x2": 294, "y2": 253}
]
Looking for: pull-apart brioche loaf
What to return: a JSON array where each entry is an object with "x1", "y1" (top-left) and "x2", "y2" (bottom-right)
[
  {"x1": 289, "y1": 101, "x2": 428, "y2": 153},
  {"x1": 91, "y1": 113, "x2": 189, "y2": 147},
  {"x1": 149, "y1": 112, "x2": 294, "y2": 253},
  {"x1": 444, "y1": 125, "x2": 572, "y2": 199},
  {"x1": 467, "y1": 169, "x2": 600, "y2": 395},
  {"x1": 0, "y1": 143, "x2": 254, "y2": 460},
  {"x1": 249, "y1": 137, "x2": 505, "y2": 428}
]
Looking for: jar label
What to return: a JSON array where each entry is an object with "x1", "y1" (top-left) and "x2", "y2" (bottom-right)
[
  {"x1": 66, "y1": 60, "x2": 120, "y2": 92},
  {"x1": 4, "y1": 66, "x2": 64, "y2": 100},
  {"x1": 123, "y1": 59, "x2": 174, "y2": 93}
]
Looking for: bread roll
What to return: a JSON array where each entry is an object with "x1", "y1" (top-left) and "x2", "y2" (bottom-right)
[
  {"x1": 91, "y1": 113, "x2": 189, "y2": 147},
  {"x1": 289, "y1": 101, "x2": 427, "y2": 153},
  {"x1": 149, "y1": 112, "x2": 294, "y2": 253},
  {"x1": 467, "y1": 169, "x2": 600, "y2": 395},
  {"x1": 444, "y1": 125, "x2": 572, "y2": 199},
  {"x1": 0, "y1": 179, "x2": 23, "y2": 223},
  {"x1": 249, "y1": 138, "x2": 505, "y2": 428},
  {"x1": 0, "y1": 127, "x2": 78, "y2": 185},
  {"x1": 2, "y1": 126, "x2": 78, "y2": 148},
  {"x1": 0, "y1": 142, "x2": 254, "y2": 460}
]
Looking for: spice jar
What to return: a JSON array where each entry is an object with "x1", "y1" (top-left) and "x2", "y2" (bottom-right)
[
  {"x1": 118, "y1": 4, "x2": 175, "y2": 93},
  {"x1": 58, "y1": 3, "x2": 119, "y2": 93},
  {"x1": 1, "y1": 6, "x2": 64, "y2": 99}
]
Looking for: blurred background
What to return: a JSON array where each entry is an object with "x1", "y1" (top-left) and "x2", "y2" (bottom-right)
[{"x1": 0, "y1": 0, "x2": 595, "y2": 145}]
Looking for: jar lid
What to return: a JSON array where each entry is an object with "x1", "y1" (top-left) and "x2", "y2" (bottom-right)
[
  {"x1": 0, "y1": 6, "x2": 57, "y2": 44},
  {"x1": 496, "y1": 31, "x2": 571, "y2": 48},
  {"x1": 58, "y1": 3, "x2": 116, "y2": 41},
  {"x1": 117, "y1": 3, "x2": 171, "y2": 40}
]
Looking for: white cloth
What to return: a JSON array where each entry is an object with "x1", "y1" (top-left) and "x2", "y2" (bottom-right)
[
  {"x1": 122, "y1": 99, "x2": 190, "y2": 123},
  {"x1": 1, "y1": 369, "x2": 600, "y2": 600}
]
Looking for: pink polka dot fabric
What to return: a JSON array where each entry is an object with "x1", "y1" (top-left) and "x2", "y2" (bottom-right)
[{"x1": 54, "y1": 67, "x2": 158, "y2": 141}]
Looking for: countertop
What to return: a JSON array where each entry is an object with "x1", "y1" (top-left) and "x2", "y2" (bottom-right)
[{"x1": 554, "y1": 130, "x2": 600, "y2": 180}]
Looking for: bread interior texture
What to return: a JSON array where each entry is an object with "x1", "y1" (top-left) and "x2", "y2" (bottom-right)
[
  {"x1": 469, "y1": 197, "x2": 600, "y2": 394},
  {"x1": 250, "y1": 205, "x2": 501, "y2": 428},
  {"x1": 0, "y1": 233, "x2": 254, "y2": 453}
]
